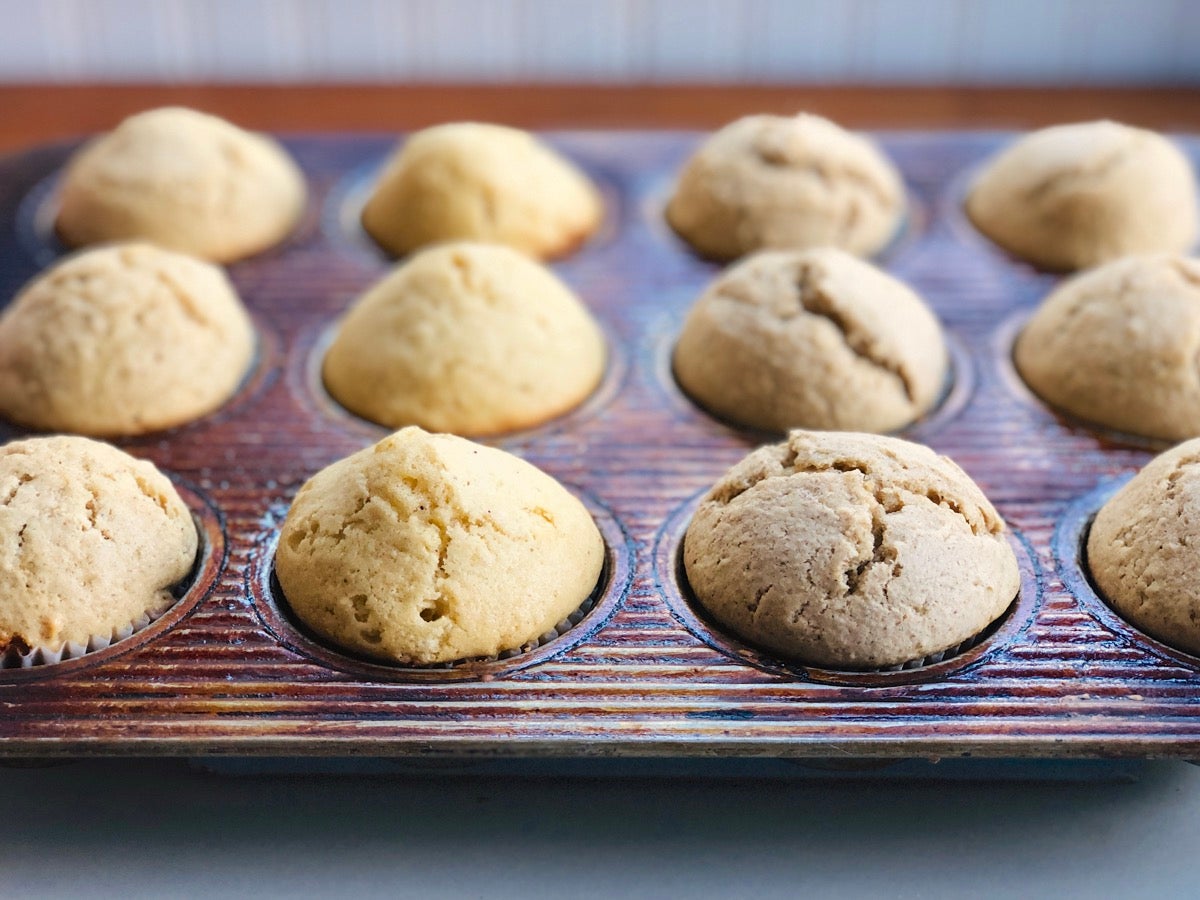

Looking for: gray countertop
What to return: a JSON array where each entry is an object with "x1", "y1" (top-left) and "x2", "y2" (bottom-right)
[{"x1": 4, "y1": 757, "x2": 1198, "y2": 898}]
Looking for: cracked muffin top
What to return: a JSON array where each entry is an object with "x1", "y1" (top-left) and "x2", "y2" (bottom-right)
[
  {"x1": 274, "y1": 427, "x2": 605, "y2": 665},
  {"x1": 665, "y1": 113, "x2": 905, "y2": 261},
  {"x1": 966, "y1": 120, "x2": 1197, "y2": 271},
  {"x1": 0, "y1": 435, "x2": 197, "y2": 655},
  {"x1": 361, "y1": 122, "x2": 603, "y2": 260},
  {"x1": 673, "y1": 248, "x2": 947, "y2": 434},
  {"x1": 0, "y1": 243, "x2": 256, "y2": 437},
  {"x1": 683, "y1": 431, "x2": 1019, "y2": 669},
  {"x1": 1015, "y1": 255, "x2": 1200, "y2": 442},
  {"x1": 1088, "y1": 438, "x2": 1200, "y2": 656},
  {"x1": 322, "y1": 242, "x2": 606, "y2": 437},
  {"x1": 56, "y1": 106, "x2": 306, "y2": 263}
]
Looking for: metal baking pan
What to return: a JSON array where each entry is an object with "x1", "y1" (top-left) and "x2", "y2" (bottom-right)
[{"x1": 0, "y1": 130, "x2": 1197, "y2": 760}]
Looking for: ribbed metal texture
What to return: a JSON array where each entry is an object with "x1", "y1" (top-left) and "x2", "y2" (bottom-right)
[{"x1": 0, "y1": 132, "x2": 1196, "y2": 759}]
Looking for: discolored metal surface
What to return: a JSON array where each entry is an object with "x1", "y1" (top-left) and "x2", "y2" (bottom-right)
[{"x1": 0, "y1": 132, "x2": 1197, "y2": 759}]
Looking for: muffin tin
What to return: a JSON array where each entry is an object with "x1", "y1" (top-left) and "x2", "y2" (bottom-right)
[{"x1": 0, "y1": 131, "x2": 1198, "y2": 759}]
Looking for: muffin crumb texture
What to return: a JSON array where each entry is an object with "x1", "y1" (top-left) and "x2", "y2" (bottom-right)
[
  {"x1": 684, "y1": 431, "x2": 1019, "y2": 669},
  {"x1": 673, "y1": 247, "x2": 946, "y2": 433},
  {"x1": 361, "y1": 122, "x2": 602, "y2": 259},
  {"x1": 1015, "y1": 254, "x2": 1200, "y2": 442},
  {"x1": 275, "y1": 427, "x2": 605, "y2": 665},
  {"x1": 0, "y1": 243, "x2": 256, "y2": 436},
  {"x1": 666, "y1": 113, "x2": 904, "y2": 260},
  {"x1": 966, "y1": 120, "x2": 1198, "y2": 270},
  {"x1": 0, "y1": 436, "x2": 197, "y2": 655},
  {"x1": 1088, "y1": 438, "x2": 1200, "y2": 656},
  {"x1": 56, "y1": 106, "x2": 306, "y2": 262}
]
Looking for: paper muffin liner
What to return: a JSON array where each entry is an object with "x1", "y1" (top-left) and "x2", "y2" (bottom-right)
[
  {"x1": 490, "y1": 590, "x2": 599, "y2": 663},
  {"x1": 0, "y1": 501, "x2": 213, "y2": 672},
  {"x1": 869, "y1": 632, "x2": 988, "y2": 673},
  {"x1": 0, "y1": 596, "x2": 177, "y2": 670},
  {"x1": 259, "y1": 487, "x2": 626, "y2": 678}
]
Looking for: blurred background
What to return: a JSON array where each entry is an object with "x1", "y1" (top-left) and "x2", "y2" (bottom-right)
[
  {"x1": 2, "y1": 0, "x2": 1196, "y2": 149},
  {"x1": 1, "y1": 0, "x2": 1196, "y2": 85}
]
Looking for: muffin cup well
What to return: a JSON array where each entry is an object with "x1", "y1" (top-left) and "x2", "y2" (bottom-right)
[
  {"x1": 939, "y1": 152, "x2": 1068, "y2": 280},
  {"x1": 0, "y1": 602, "x2": 172, "y2": 669},
  {"x1": 993, "y1": 309, "x2": 1176, "y2": 453},
  {"x1": 322, "y1": 140, "x2": 623, "y2": 264},
  {"x1": 654, "y1": 489, "x2": 1039, "y2": 687},
  {"x1": 650, "y1": 315, "x2": 974, "y2": 447},
  {"x1": 1056, "y1": 475, "x2": 1200, "y2": 672},
  {"x1": 15, "y1": 148, "x2": 318, "y2": 269},
  {"x1": 0, "y1": 482, "x2": 223, "y2": 674},
  {"x1": 14, "y1": 164, "x2": 67, "y2": 268},
  {"x1": 289, "y1": 316, "x2": 629, "y2": 449},
  {"x1": 643, "y1": 169, "x2": 928, "y2": 269},
  {"x1": 248, "y1": 488, "x2": 634, "y2": 683}
]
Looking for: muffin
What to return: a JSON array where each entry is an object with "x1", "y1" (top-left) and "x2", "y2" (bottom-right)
[
  {"x1": 673, "y1": 248, "x2": 947, "y2": 433},
  {"x1": 323, "y1": 242, "x2": 605, "y2": 436},
  {"x1": 0, "y1": 435, "x2": 197, "y2": 659},
  {"x1": 0, "y1": 243, "x2": 257, "y2": 437},
  {"x1": 361, "y1": 122, "x2": 602, "y2": 259},
  {"x1": 275, "y1": 427, "x2": 605, "y2": 665},
  {"x1": 1088, "y1": 438, "x2": 1200, "y2": 656},
  {"x1": 966, "y1": 121, "x2": 1198, "y2": 271},
  {"x1": 683, "y1": 430, "x2": 1019, "y2": 669},
  {"x1": 56, "y1": 106, "x2": 306, "y2": 263},
  {"x1": 1015, "y1": 255, "x2": 1200, "y2": 442},
  {"x1": 665, "y1": 113, "x2": 905, "y2": 261}
]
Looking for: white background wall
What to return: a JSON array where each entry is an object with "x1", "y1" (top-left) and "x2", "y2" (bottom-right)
[{"x1": 0, "y1": 0, "x2": 1196, "y2": 84}]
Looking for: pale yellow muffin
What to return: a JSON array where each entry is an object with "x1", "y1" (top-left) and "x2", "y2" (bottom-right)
[
  {"x1": 275, "y1": 427, "x2": 605, "y2": 665},
  {"x1": 684, "y1": 431, "x2": 1019, "y2": 669},
  {"x1": 1088, "y1": 438, "x2": 1200, "y2": 656},
  {"x1": 0, "y1": 435, "x2": 197, "y2": 656},
  {"x1": 665, "y1": 113, "x2": 905, "y2": 261},
  {"x1": 966, "y1": 121, "x2": 1198, "y2": 271},
  {"x1": 56, "y1": 107, "x2": 306, "y2": 263},
  {"x1": 1015, "y1": 255, "x2": 1200, "y2": 442},
  {"x1": 673, "y1": 248, "x2": 946, "y2": 433},
  {"x1": 323, "y1": 242, "x2": 605, "y2": 436},
  {"x1": 0, "y1": 243, "x2": 256, "y2": 437},
  {"x1": 361, "y1": 123, "x2": 602, "y2": 259}
]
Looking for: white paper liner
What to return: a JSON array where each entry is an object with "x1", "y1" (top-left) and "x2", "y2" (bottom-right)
[
  {"x1": 0, "y1": 604, "x2": 168, "y2": 670},
  {"x1": 0, "y1": 512, "x2": 206, "y2": 671}
]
